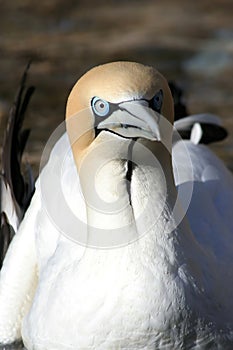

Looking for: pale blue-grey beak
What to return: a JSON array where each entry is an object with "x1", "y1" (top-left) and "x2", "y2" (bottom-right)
[{"x1": 97, "y1": 100, "x2": 161, "y2": 141}]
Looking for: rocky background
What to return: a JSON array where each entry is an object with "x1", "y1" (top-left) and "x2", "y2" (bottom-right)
[{"x1": 0, "y1": 0, "x2": 233, "y2": 177}]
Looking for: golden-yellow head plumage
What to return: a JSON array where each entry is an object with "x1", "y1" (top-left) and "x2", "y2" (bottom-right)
[
  {"x1": 65, "y1": 61, "x2": 174, "y2": 168},
  {"x1": 66, "y1": 61, "x2": 173, "y2": 120}
]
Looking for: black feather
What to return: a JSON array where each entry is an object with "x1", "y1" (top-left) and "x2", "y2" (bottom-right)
[
  {"x1": 2, "y1": 62, "x2": 35, "y2": 215},
  {"x1": 0, "y1": 212, "x2": 15, "y2": 269},
  {"x1": 0, "y1": 62, "x2": 35, "y2": 265},
  {"x1": 178, "y1": 122, "x2": 228, "y2": 144},
  {"x1": 168, "y1": 81, "x2": 189, "y2": 120}
]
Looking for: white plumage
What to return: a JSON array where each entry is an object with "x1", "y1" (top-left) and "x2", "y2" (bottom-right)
[{"x1": 0, "y1": 62, "x2": 232, "y2": 349}]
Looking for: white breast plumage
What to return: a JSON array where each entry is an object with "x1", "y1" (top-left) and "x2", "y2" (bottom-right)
[{"x1": 0, "y1": 61, "x2": 233, "y2": 349}]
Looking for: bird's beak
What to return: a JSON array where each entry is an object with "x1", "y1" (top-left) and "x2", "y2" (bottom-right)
[{"x1": 97, "y1": 101, "x2": 161, "y2": 141}]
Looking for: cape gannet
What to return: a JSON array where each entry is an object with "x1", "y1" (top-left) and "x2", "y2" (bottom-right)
[{"x1": 0, "y1": 61, "x2": 233, "y2": 349}]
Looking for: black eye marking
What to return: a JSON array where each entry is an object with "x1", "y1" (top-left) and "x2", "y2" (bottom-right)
[
  {"x1": 149, "y1": 89, "x2": 163, "y2": 113},
  {"x1": 93, "y1": 91, "x2": 164, "y2": 138}
]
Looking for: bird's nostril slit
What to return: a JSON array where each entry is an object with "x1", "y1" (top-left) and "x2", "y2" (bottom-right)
[{"x1": 120, "y1": 124, "x2": 141, "y2": 130}]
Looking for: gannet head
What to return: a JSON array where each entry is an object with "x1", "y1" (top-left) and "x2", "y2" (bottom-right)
[{"x1": 66, "y1": 61, "x2": 174, "y2": 168}]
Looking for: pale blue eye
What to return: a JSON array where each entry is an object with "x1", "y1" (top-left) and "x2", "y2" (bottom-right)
[{"x1": 92, "y1": 97, "x2": 110, "y2": 117}]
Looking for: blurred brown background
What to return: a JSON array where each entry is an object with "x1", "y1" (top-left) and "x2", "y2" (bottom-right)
[{"x1": 0, "y1": 0, "x2": 233, "y2": 175}]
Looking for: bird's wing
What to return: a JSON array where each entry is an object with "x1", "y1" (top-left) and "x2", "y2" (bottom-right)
[
  {"x1": 0, "y1": 130, "x2": 81, "y2": 345},
  {"x1": 0, "y1": 179, "x2": 20, "y2": 269},
  {"x1": 0, "y1": 187, "x2": 39, "y2": 344},
  {"x1": 169, "y1": 82, "x2": 228, "y2": 145},
  {"x1": 0, "y1": 63, "x2": 35, "y2": 268},
  {"x1": 0, "y1": 64, "x2": 38, "y2": 344},
  {"x1": 174, "y1": 113, "x2": 228, "y2": 144},
  {"x1": 173, "y1": 140, "x2": 233, "y2": 261}
]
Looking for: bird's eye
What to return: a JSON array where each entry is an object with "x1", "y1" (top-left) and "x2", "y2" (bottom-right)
[
  {"x1": 91, "y1": 97, "x2": 110, "y2": 117},
  {"x1": 150, "y1": 89, "x2": 163, "y2": 113}
]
